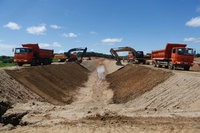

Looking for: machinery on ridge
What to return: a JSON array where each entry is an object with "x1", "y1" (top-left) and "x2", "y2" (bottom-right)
[
  {"x1": 110, "y1": 46, "x2": 151, "y2": 65},
  {"x1": 54, "y1": 47, "x2": 87, "y2": 63}
]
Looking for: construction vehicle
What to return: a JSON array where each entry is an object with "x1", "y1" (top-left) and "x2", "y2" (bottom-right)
[
  {"x1": 54, "y1": 47, "x2": 87, "y2": 63},
  {"x1": 110, "y1": 46, "x2": 151, "y2": 65},
  {"x1": 151, "y1": 43, "x2": 195, "y2": 70},
  {"x1": 14, "y1": 43, "x2": 54, "y2": 66}
]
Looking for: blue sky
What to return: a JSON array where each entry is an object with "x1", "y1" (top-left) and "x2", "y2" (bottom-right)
[{"x1": 1, "y1": 0, "x2": 200, "y2": 56}]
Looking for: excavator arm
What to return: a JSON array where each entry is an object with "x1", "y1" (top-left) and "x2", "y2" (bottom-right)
[
  {"x1": 64, "y1": 47, "x2": 87, "y2": 63},
  {"x1": 110, "y1": 46, "x2": 137, "y2": 61}
]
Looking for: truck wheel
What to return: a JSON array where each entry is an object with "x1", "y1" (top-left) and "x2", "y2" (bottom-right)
[
  {"x1": 184, "y1": 66, "x2": 190, "y2": 71},
  {"x1": 156, "y1": 61, "x2": 161, "y2": 68},
  {"x1": 153, "y1": 61, "x2": 157, "y2": 67},
  {"x1": 43, "y1": 59, "x2": 48, "y2": 65},
  {"x1": 31, "y1": 59, "x2": 36, "y2": 66},
  {"x1": 168, "y1": 61, "x2": 174, "y2": 70},
  {"x1": 18, "y1": 63, "x2": 23, "y2": 66},
  {"x1": 48, "y1": 59, "x2": 52, "y2": 64}
]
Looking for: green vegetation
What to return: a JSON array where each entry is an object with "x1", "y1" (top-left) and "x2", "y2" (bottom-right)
[
  {"x1": 195, "y1": 53, "x2": 200, "y2": 57},
  {"x1": 52, "y1": 58, "x2": 58, "y2": 62},
  {"x1": 0, "y1": 56, "x2": 16, "y2": 67}
]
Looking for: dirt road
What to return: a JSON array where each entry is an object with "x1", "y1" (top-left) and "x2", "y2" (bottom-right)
[{"x1": 1, "y1": 59, "x2": 200, "y2": 132}]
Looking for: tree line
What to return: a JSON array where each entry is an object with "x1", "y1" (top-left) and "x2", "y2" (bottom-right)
[{"x1": 0, "y1": 56, "x2": 14, "y2": 63}]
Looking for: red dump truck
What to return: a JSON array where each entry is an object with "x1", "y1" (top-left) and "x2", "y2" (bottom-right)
[
  {"x1": 14, "y1": 43, "x2": 54, "y2": 66},
  {"x1": 151, "y1": 43, "x2": 195, "y2": 70}
]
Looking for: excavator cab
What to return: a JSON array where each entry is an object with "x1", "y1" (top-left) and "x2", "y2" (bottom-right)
[
  {"x1": 110, "y1": 46, "x2": 150, "y2": 65},
  {"x1": 64, "y1": 47, "x2": 87, "y2": 63},
  {"x1": 110, "y1": 46, "x2": 137, "y2": 65}
]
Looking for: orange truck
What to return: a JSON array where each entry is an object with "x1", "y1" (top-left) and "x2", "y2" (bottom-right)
[
  {"x1": 151, "y1": 43, "x2": 195, "y2": 70},
  {"x1": 14, "y1": 43, "x2": 54, "y2": 66}
]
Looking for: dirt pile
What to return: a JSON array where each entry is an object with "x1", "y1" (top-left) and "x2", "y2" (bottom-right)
[
  {"x1": 106, "y1": 64, "x2": 173, "y2": 103},
  {"x1": 1, "y1": 60, "x2": 200, "y2": 132},
  {"x1": 0, "y1": 69, "x2": 43, "y2": 104},
  {"x1": 5, "y1": 62, "x2": 89, "y2": 105}
]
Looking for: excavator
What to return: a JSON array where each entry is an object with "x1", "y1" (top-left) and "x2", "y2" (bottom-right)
[
  {"x1": 110, "y1": 46, "x2": 151, "y2": 65},
  {"x1": 54, "y1": 47, "x2": 87, "y2": 63}
]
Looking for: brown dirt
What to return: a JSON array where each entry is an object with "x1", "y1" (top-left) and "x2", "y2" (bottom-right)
[
  {"x1": 0, "y1": 69, "x2": 44, "y2": 104},
  {"x1": 5, "y1": 62, "x2": 89, "y2": 105},
  {"x1": 1, "y1": 59, "x2": 200, "y2": 132},
  {"x1": 106, "y1": 64, "x2": 173, "y2": 103}
]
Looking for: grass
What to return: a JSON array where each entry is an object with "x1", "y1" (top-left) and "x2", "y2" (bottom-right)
[{"x1": 0, "y1": 60, "x2": 16, "y2": 67}]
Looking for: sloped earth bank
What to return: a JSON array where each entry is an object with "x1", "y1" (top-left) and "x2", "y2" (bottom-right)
[
  {"x1": 106, "y1": 64, "x2": 173, "y2": 103},
  {"x1": 1, "y1": 60, "x2": 200, "y2": 132},
  {"x1": 5, "y1": 62, "x2": 89, "y2": 105}
]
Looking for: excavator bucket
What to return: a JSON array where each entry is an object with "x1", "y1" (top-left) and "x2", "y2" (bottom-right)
[{"x1": 116, "y1": 60, "x2": 123, "y2": 66}]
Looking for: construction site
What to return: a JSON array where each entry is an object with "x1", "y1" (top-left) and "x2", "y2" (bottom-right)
[{"x1": 0, "y1": 56, "x2": 200, "y2": 132}]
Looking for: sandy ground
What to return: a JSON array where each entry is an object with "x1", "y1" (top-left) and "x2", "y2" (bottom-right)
[{"x1": 1, "y1": 59, "x2": 200, "y2": 132}]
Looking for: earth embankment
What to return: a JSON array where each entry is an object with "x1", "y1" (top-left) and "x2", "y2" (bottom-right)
[
  {"x1": 1, "y1": 59, "x2": 200, "y2": 132},
  {"x1": 5, "y1": 62, "x2": 89, "y2": 105},
  {"x1": 106, "y1": 64, "x2": 173, "y2": 103}
]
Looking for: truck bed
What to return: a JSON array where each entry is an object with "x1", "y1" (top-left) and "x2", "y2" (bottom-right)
[
  {"x1": 22, "y1": 44, "x2": 54, "y2": 58},
  {"x1": 151, "y1": 43, "x2": 187, "y2": 60}
]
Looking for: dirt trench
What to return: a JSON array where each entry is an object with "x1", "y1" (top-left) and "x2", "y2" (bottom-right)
[{"x1": 1, "y1": 59, "x2": 200, "y2": 132}]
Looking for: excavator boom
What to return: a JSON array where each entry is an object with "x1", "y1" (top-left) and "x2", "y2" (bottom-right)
[
  {"x1": 54, "y1": 47, "x2": 87, "y2": 63},
  {"x1": 110, "y1": 46, "x2": 150, "y2": 65},
  {"x1": 64, "y1": 47, "x2": 87, "y2": 63},
  {"x1": 110, "y1": 46, "x2": 137, "y2": 61}
]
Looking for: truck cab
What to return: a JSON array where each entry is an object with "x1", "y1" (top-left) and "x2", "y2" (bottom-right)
[
  {"x1": 14, "y1": 47, "x2": 34, "y2": 66},
  {"x1": 14, "y1": 43, "x2": 54, "y2": 66},
  {"x1": 171, "y1": 47, "x2": 194, "y2": 70},
  {"x1": 152, "y1": 43, "x2": 195, "y2": 71}
]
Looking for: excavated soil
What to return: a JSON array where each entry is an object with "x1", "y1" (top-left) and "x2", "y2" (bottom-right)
[
  {"x1": 5, "y1": 62, "x2": 89, "y2": 105},
  {"x1": 106, "y1": 64, "x2": 173, "y2": 103},
  {"x1": 1, "y1": 59, "x2": 200, "y2": 132}
]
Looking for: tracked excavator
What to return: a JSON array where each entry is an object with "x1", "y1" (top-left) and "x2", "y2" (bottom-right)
[
  {"x1": 110, "y1": 46, "x2": 151, "y2": 65},
  {"x1": 54, "y1": 47, "x2": 87, "y2": 63}
]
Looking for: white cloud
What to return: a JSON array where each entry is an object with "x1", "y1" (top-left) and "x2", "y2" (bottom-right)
[
  {"x1": 91, "y1": 49, "x2": 94, "y2": 52},
  {"x1": 101, "y1": 38, "x2": 122, "y2": 45},
  {"x1": 52, "y1": 42, "x2": 62, "y2": 47},
  {"x1": 184, "y1": 37, "x2": 200, "y2": 43},
  {"x1": 90, "y1": 31, "x2": 98, "y2": 34},
  {"x1": 39, "y1": 43, "x2": 50, "y2": 48},
  {"x1": 33, "y1": 42, "x2": 62, "y2": 48},
  {"x1": 26, "y1": 24, "x2": 46, "y2": 35},
  {"x1": 50, "y1": 25, "x2": 62, "y2": 29},
  {"x1": 62, "y1": 33, "x2": 77, "y2": 38},
  {"x1": 185, "y1": 16, "x2": 200, "y2": 27},
  {"x1": 4, "y1": 22, "x2": 21, "y2": 30}
]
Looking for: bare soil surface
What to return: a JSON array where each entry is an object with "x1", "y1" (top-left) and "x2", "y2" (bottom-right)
[
  {"x1": 0, "y1": 59, "x2": 200, "y2": 132},
  {"x1": 5, "y1": 62, "x2": 89, "y2": 105},
  {"x1": 106, "y1": 64, "x2": 173, "y2": 103}
]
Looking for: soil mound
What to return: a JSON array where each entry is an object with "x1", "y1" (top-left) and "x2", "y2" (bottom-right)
[
  {"x1": 5, "y1": 62, "x2": 89, "y2": 105},
  {"x1": 106, "y1": 64, "x2": 173, "y2": 103},
  {"x1": 0, "y1": 69, "x2": 43, "y2": 104}
]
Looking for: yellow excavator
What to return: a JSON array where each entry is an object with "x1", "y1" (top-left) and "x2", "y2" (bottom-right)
[
  {"x1": 110, "y1": 46, "x2": 151, "y2": 65},
  {"x1": 54, "y1": 47, "x2": 87, "y2": 63}
]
